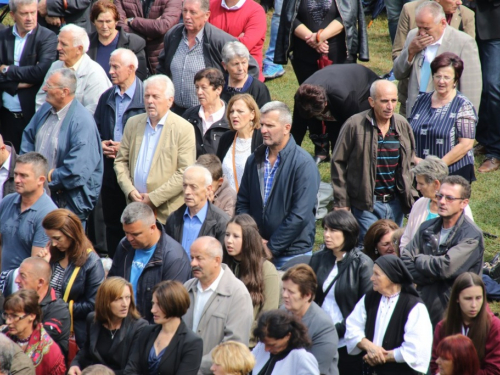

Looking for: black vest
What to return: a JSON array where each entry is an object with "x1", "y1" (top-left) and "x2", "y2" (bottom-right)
[{"x1": 364, "y1": 290, "x2": 422, "y2": 375}]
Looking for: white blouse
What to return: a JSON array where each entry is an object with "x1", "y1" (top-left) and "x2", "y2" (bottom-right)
[
  {"x1": 345, "y1": 294, "x2": 433, "y2": 374},
  {"x1": 222, "y1": 136, "x2": 252, "y2": 191},
  {"x1": 321, "y1": 262, "x2": 346, "y2": 348}
]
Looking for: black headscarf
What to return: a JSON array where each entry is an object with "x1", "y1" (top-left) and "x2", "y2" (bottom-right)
[{"x1": 375, "y1": 255, "x2": 420, "y2": 297}]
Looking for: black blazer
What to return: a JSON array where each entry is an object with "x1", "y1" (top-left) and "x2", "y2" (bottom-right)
[
  {"x1": 88, "y1": 28, "x2": 148, "y2": 81},
  {"x1": 216, "y1": 129, "x2": 263, "y2": 163},
  {"x1": 0, "y1": 25, "x2": 57, "y2": 121},
  {"x1": 124, "y1": 321, "x2": 203, "y2": 375},
  {"x1": 71, "y1": 312, "x2": 148, "y2": 375}
]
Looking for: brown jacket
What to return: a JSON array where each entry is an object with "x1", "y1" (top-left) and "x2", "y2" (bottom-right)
[
  {"x1": 115, "y1": 0, "x2": 182, "y2": 73},
  {"x1": 331, "y1": 109, "x2": 416, "y2": 213},
  {"x1": 213, "y1": 178, "x2": 236, "y2": 217},
  {"x1": 392, "y1": 0, "x2": 475, "y2": 115},
  {"x1": 114, "y1": 112, "x2": 196, "y2": 224}
]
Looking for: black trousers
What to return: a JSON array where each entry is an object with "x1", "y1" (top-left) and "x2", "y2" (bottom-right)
[
  {"x1": 0, "y1": 107, "x2": 29, "y2": 152},
  {"x1": 101, "y1": 183, "x2": 127, "y2": 258},
  {"x1": 338, "y1": 345, "x2": 364, "y2": 375}
]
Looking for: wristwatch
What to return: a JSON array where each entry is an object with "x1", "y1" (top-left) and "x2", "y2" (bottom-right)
[
  {"x1": 1, "y1": 66, "x2": 8, "y2": 74},
  {"x1": 127, "y1": 17, "x2": 134, "y2": 26}
]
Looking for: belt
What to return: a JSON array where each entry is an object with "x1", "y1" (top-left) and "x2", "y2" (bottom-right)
[
  {"x1": 10, "y1": 111, "x2": 23, "y2": 119},
  {"x1": 375, "y1": 194, "x2": 395, "y2": 203}
]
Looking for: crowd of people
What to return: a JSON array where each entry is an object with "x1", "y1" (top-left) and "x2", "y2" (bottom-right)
[{"x1": 0, "y1": 0, "x2": 495, "y2": 372}]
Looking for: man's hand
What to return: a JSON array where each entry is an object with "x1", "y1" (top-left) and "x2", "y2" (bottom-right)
[
  {"x1": 102, "y1": 140, "x2": 120, "y2": 159},
  {"x1": 38, "y1": 0, "x2": 47, "y2": 17},
  {"x1": 141, "y1": 193, "x2": 155, "y2": 209},
  {"x1": 334, "y1": 206, "x2": 350, "y2": 211},
  {"x1": 45, "y1": 16, "x2": 62, "y2": 26},
  {"x1": 128, "y1": 190, "x2": 143, "y2": 202},
  {"x1": 408, "y1": 33, "x2": 434, "y2": 61},
  {"x1": 18, "y1": 83, "x2": 34, "y2": 89},
  {"x1": 67, "y1": 366, "x2": 82, "y2": 375}
]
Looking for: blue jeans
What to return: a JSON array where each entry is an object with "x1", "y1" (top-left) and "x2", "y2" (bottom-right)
[
  {"x1": 273, "y1": 251, "x2": 312, "y2": 269},
  {"x1": 384, "y1": 0, "x2": 412, "y2": 44},
  {"x1": 476, "y1": 38, "x2": 500, "y2": 159},
  {"x1": 263, "y1": 0, "x2": 283, "y2": 67},
  {"x1": 351, "y1": 197, "x2": 404, "y2": 243}
]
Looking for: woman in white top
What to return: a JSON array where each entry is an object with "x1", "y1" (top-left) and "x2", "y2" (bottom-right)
[
  {"x1": 400, "y1": 155, "x2": 473, "y2": 251},
  {"x1": 252, "y1": 310, "x2": 319, "y2": 375},
  {"x1": 345, "y1": 255, "x2": 433, "y2": 375},
  {"x1": 216, "y1": 94, "x2": 263, "y2": 192}
]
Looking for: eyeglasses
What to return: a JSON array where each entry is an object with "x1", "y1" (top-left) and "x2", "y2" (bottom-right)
[
  {"x1": 433, "y1": 75, "x2": 454, "y2": 82},
  {"x1": 435, "y1": 193, "x2": 465, "y2": 203},
  {"x1": 2, "y1": 313, "x2": 29, "y2": 322}
]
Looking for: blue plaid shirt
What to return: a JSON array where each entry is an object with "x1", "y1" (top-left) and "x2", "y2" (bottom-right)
[{"x1": 263, "y1": 148, "x2": 281, "y2": 205}]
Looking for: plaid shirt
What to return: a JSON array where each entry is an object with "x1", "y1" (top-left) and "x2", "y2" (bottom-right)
[{"x1": 263, "y1": 148, "x2": 280, "y2": 205}]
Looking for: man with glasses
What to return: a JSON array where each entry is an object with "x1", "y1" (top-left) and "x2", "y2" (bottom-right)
[{"x1": 401, "y1": 175, "x2": 484, "y2": 327}]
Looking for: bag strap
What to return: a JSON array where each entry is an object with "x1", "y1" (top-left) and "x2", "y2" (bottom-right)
[
  {"x1": 323, "y1": 255, "x2": 355, "y2": 298},
  {"x1": 62, "y1": 248, "x2": 93, "y2": 302},
  {"x1": 69, "y1": 300, "x2": 74, "y2": 333},
  {"x1": 231, "y1": 133, "x2": 239, "y2": 192}
]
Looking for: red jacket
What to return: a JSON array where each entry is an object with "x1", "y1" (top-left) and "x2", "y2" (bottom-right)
[
  {"x1": 431, "y1": 313, "x2": 500, "y2": 375},
  {"x1": 115, "y1": 0, "x2": 182, "y2": 73}
]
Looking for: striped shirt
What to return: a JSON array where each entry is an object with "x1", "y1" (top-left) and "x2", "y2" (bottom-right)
[
  {"x1": 50, "y1": 263, "x2": 65, "y2": 299},
  {"x1": 374, "y1": 119, "x2": 400, "y2": 195},
  {"x1": 264, "y1": 148, "x2": 280, "y2": 205},
  {"x1": 409, "y1": 92, "x2": 476, "y2": 174}
]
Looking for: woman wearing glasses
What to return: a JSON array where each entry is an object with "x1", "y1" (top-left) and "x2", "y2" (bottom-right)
[
  {"x1": 4, "y1": 289, "x2": 66, "y2": 375},
  {"x1": 408, "y1": 52, "x2": 477, "y2": 183}
]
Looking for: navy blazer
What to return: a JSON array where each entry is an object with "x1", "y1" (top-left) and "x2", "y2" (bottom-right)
[{"x1": 0, "y1": 25, "x2": 57, "y2": 121}]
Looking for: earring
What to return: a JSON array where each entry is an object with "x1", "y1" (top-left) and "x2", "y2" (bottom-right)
[{"x1": 375, "y1": 248, "x2": 379, "y2": 255}]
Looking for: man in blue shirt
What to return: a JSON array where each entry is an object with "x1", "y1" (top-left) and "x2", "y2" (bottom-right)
[
  {"x1": 0, "y1": 152, "x2": 57, "y2": 272},
  {"x1": 109, "y1": 202, "x2": 191, "y2": 322},
  {"x1": 165, "y1": 165, "x2": 229, "y2": 256}
]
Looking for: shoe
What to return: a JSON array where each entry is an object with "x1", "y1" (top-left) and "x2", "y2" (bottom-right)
[
  {"x1": 473, "y1": 144, "x2": 487, "y2": 156},
  {"x1": 491, "y1": 261, "x2": 500, "y2": 283},
  {"x1": 314, "y1": 155, "x2": 330, "y2": 165},
  {"x1": 263, "y1": 64, "x2": 285, "y2": 81},
  {"x1": 478, "y1": 157, "x2": 500, "y2": 173}
]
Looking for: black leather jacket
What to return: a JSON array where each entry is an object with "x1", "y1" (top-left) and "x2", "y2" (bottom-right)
[
  {"x1": 275, "y1": 0, "x2": 369, "y2": 64},
  {"x1": 309, "y1": 247, "x2": 373, "y2": 338}
]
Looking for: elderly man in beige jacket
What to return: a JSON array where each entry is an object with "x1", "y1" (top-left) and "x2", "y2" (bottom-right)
[
  {"x1": 183, "y1": 236, "x2": 253, "y2": 375},
  {"x1": 114, "y1": 74, "x2": 196, "y2": 224}
]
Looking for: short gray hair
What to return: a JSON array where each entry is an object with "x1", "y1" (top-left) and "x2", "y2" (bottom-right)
[
  {"x1": 260, "y1": 101, "x2": 292, "y2": 125},
  {"x1": 416, "y1": 1, "x2": 445, "y2": 23},
  {"x1": 183, "y1": 0, "x2": 209, "y2": 12},
  {"x1": 110, "y1": 48, "x2": 139, "y2": 71},
  {"x1": 9, "y1": 0, "x2": 36, "y2": 13},
  {"x1": 0, "y1": 334, "x2": 15, "y2": 374},
  {"x1": 221, "y1": 41, "x2": 250, "y2": 64},
  {"x1": 16, "y1": 152, "x2": 49, "y2": 178},
  {"x1": 120, "y1": 202, "x2": 156, "y2": 226},
  {"x1": 49, "y1": 68, "x2": 77, "y2": 95},
  {"x1": 60, "y1": 24, "x2": 90, "y2": 53},
  {"x1": 184, "y1": 165, "x2": 212, "y2": 187},
  {"x1": 369, "y1": 80, "x2": 397, "y2": 100},
  {"x1": 144, "y1": 74, "x2": 175, "y2": 99},
  {"x1": 411, "y1": 155, "x2": 449, "y2": 183}
]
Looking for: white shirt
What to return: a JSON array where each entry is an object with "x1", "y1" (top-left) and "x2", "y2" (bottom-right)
[
  {"x1": 321, "y1": 254, "x2": 346, "y2": 347},
  {"x1": 345, "y1": 294, "x2": 433, "y2": 373},
  {"x1": 0, "y1": 153, "x2": 11, "y2": 201},
  {"x1": 133, "y1": 112, "x2": 168, "y2": 194},
  {"x1": 192, "y1": 267, "x2": 225, "y2": 333},
  {"x1": 198, "y1": 101, "x2": 226, "y2": 135},
  {"x1": 423, "y1": 28, "x2": 446, "y2": 65},
  {"x1": 221, "y1": 0, "x2": 246, "y2": 10},
  {"x1": 222, "y1": 136, "x2": 252, "y2": 191}
]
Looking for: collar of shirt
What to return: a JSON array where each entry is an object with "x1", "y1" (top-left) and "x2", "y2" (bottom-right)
[
  {"x1": 265, "y1": 147, "x2": 281, "y2": 168},
  {"x1": 221, "y1": 0, "x2": 246, "y2": 10},
  {"x1": 1, "y1": 153, "x2": 11, "y2": 172},
  {"x1": 12, "y1": 24, "x2": 33, "y2": 40},
  {"x1": 50, "y1": 100, "x2": 73, "y2": 120},
  {"x1": 197, "y1": 266, "x2": 225, "y2": 293},
  {"x1": 198, "y1": 101, "x2": 226, "y2": 124},
  {"x1": 183, "y1": 200, "x2": 209, "y2": 221},
  {"x1": 115, "y1": 79, "x2": 137, "y2": 100},
  {"x1": 13, "y1": 190, "x2": 49, "y2": 212},
  {"x1": 147, "y1": 111, "x2": 169, "y2": 130},
  {"x1": 182, "y1": 27, "x2": 204, "y2": 43},
  {"x1": 65, "y1": 54, "x2": 85, "y2": 71}
]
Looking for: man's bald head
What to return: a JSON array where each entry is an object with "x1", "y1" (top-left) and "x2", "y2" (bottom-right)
[{"x1": 15, "y1": 257, "x2": 52, "y2": 294}]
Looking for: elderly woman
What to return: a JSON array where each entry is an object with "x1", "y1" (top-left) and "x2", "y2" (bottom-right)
[
  {"x1": 4, "y1": 290, "x2": 66, "y2": 375},
  {"x1": 363, "y1": 219, "x2": 400, "y2": 261},
  {"x1": 345, "y1": 255, "x2": 433, "y2": 375},
  {"x1": 221, "y1": 42, "x2": 271, "y2": 109},
  {"x1": 399, "y1": 155, "x2": 474, "y2": 250},
  {"x1": 216, "y1": 94, "x2": 263, "y2": 192},
  {"x1": 88, "y1": 0, "x2": 147, "y2": 80},
  {"x1": 210, "y1": 341, "x2": 255, "y2": 375},
  {"x1": 182, "y1": 68, "x2": 230, "y2": 157},
  {"x1": 309, "y1": 210, "x2": 373, "y2": 374},
  {"x1": 409, "y1": 52, "x2": 477, "y2": 183}
]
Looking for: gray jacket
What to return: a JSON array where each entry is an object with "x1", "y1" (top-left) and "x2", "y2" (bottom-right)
[
  {"x1": 183, "y1": 264, "x2": 253, "y2": 375},
  {"x1": 401, "y1": 212, "x2": 484, "y2": 326}
]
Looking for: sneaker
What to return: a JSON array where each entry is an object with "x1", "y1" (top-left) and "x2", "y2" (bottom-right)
[{"x1": 263, "y1": 64, "x2": 285, "y2": 81}]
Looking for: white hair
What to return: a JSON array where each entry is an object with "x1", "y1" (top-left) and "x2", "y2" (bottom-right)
[
  {"x1": 260, "y1": 101, "x2": 292, "y2": 125},
  {"x1": 221, "y1": 41, "x2": 250, "y2": 64},
  {"x1": 110, "y1": 48, "x2": 139, "y2": 70},
  {"x1": 144, "y1": 74, "x2": 175, "y2": 99},
  {"x1": 184, "y1": 165, "x2": 213, "y2": 187},
  {"x1": 60, "y1": 24, "x2": 90, "y2": 53},
  {"x1": 415, "y1": 1, "x2": 446, "y2": 23}
]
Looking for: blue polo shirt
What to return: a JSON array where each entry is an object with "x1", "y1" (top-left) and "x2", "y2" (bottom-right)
[
  {"x1": 0, "y1": 192, "x2": 57, "y2": 271},
  {"x1": 182, "y1": 201, "x2": 208, "y2": 257}
]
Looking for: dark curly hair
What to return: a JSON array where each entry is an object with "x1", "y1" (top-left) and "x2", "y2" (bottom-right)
[{"x1": 295, "y1": 84, "x2": 327, "y2": 118}]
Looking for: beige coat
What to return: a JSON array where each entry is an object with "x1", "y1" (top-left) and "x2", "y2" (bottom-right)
[
  {"x1": 183, "y1": 264, "x2": 254, "y2": 375},
  {"x1": 114, "y1": 112, "x2": 196, "y2": 223},
  {"x1": 393, "y1": 26, "x2": 482, "y2": 116},
  {"x1": 392, "y1": 0, "x2": 475, "y2": 116}
]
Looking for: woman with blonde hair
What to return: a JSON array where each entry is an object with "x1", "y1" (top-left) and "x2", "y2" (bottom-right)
[
  {"x1": 210, "y1": 341, "x2": 255, "y2": 375},
  {"x1": 216, "y1": 94, "x2": 263, "y2": 192},
  {"x1": 68, "y1": 277, "x2": 148, "y2": 374}
]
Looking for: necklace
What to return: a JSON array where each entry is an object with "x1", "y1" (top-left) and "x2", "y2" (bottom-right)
[
  {"x1": 108, "y1": 327, "x2": 119, "y2": 340},
  {"x1": 16, "y1": 333, "x2": 32, "y2": 345}
]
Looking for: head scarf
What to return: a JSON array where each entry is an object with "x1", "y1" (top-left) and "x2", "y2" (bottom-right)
[{"x1": 375, "y1": 255, "x2": 420, "y2": 297}]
